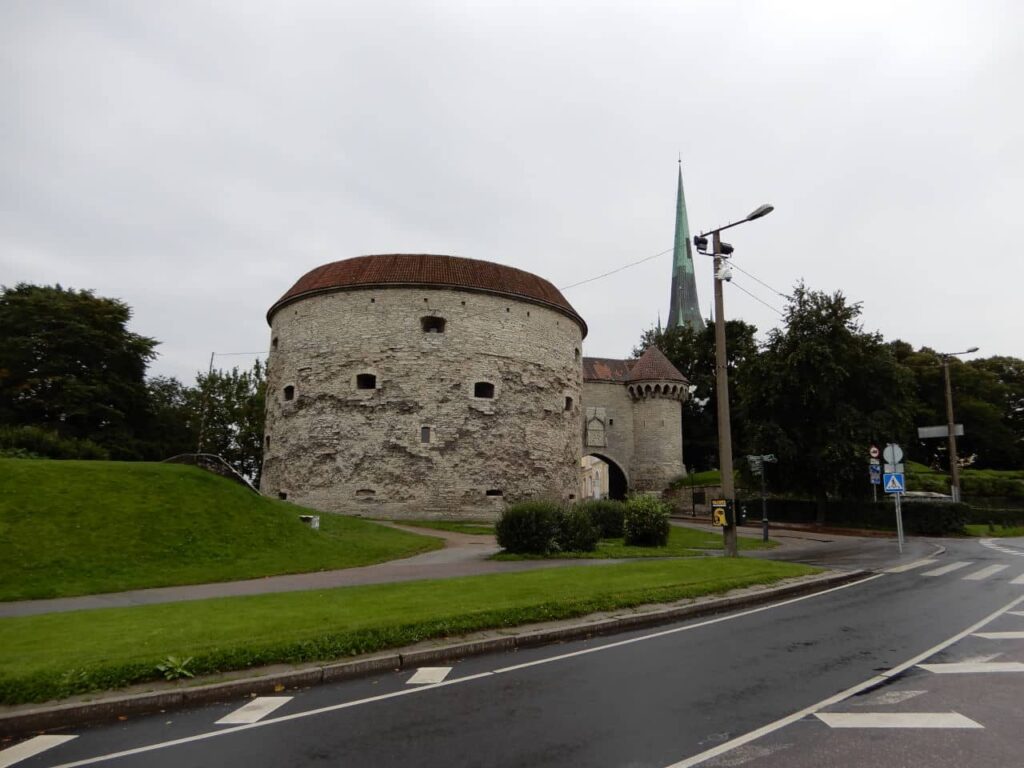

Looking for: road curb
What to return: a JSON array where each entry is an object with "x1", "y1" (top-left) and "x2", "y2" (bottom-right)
[{"x1": 0, "y1": 569, "x2": 868, "y2": 738}]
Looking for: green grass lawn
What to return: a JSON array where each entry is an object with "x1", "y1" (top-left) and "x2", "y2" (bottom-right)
[
  {"x1": 0, "y1": 459, "x2": 442, "y2": 601},
  {"x1": 0, "y1": 558, "x2": 816, "y2": 704},
  {"x1": 965, "y1": 524, "x2": 1024, "y2": 538},
  {"x1": 399, "y1": 520, "x2": 496, "y2": 535},
  {"x1": 492, "y1": 524, "x2": 777, "y2": 560}
]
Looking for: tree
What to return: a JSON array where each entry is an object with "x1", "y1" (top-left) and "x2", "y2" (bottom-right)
[
  {"x1": 189, "y1": 361, "x2": 266, "y2": 482},
  {"x1": 635, "y1": 319, "x2": 759, "y2": 471},
  {"x1": 0, "y1": 284, "x2": 157, "y2": 457},
  {"x1": 739, "y1": 283, "x2": 915, "y2": 506}
]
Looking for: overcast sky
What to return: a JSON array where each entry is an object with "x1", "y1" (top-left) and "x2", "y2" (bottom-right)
[{"x1": 3, "y1": 0, "x2": 1020, "y2": 382}]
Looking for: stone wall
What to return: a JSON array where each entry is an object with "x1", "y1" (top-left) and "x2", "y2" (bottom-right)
[
  {"x1": 630, "y1": 394, "x2": 684, "y2": 490},
  {"x1": 581, "y1": 381, "x2": 634, "y2": 486},
  {"x1": 261, "y1": 286, "x2": 583, "y2": 519}
]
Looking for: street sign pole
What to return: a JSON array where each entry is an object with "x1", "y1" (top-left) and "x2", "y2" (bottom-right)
[{"x1": 884, "y1": 443, "x2": 905, "y2": 554}]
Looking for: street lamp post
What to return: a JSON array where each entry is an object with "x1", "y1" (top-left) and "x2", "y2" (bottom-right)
[
  {"x1": 694, "y1": 203, "x2": 774, "y2": 557},
  {"x1": 939, "y1": 346, "x2": 978, "y2": 502}
]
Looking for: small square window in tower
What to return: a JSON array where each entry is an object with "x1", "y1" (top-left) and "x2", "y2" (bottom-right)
[
  {"x1": 421, "y1": 316, "x2": 446, "y2": 334},
  {"x1": 421, "y1": 426, "x2": 431, "y2": 443},
  {"x1": 474, "y1": 381, "x2": 495, "y2": 399},
  {"x1": 564, "y1": 396, "x2": 573, "y2": 411},
  {"x1": 283, "y1": 385, "x2": 295, "y2": 401},
  {"x1": 356, "y1": 373, "x2": 376, "y2": 390}
]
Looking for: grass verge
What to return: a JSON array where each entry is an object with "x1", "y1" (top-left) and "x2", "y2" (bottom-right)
[
  {"x1": 965, "y1": 524, "x2": 1024, "y2": 538},
  {"x1": 0, "y1": 459, "x2": 442, "y2": 600},
  {"x1": 0, "y1": 559, "x2": 815, "y2": 705},
  {"x1": 492, "y1": 524, "x2": 777, "y2": 560}
]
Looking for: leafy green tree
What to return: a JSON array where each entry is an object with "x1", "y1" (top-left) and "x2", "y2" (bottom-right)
[
  {"x1": 0, "y1": 284, "x2": 157, "y2": 457},
  {"x1": 635, "y1": 319, "x2": 759, "y2": 471},
  {"x1": 892, "y1": 344, "x2": 1023, "y2": 470},
  {"x1": 739, "y1": 283, "x2": 915, "y2": 507},
  {"x1": 189, "y1": 361, "x2": 266, "y2": 482}
]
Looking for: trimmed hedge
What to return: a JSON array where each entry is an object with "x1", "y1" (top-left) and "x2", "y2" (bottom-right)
[
  {"x1": 495, "y1": 502, "x2": 561, "y2": 554},
  {"x1": 964, "y1": 507, "x2": 1024, "y2": 527},
  {"x1": 558, "y1": 507, "x2": 600, "y2": 552},
  {"x1": 575, "y1": 499, "x2": 626, "y2": 538},
  {"x1": 623, "y1": 495, "x2": 671, "y2": 547}
]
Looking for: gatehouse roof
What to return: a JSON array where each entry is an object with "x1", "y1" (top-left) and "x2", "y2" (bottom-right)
[
  {"x1": 268, "y1": 254, "x2": 586, "y2": 336},
  {"x1": 583, "y1": 347, "x2": 688, "y2": 384}
]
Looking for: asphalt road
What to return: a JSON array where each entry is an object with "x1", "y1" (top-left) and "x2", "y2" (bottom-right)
[{"x1": 7, "y1": 535, "x2": 1024, "y2": 768}]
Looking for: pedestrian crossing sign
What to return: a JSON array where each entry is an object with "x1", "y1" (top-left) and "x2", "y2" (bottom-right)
[{"x1": 883, "y1": 473, "x2": 905, "y2": 494}]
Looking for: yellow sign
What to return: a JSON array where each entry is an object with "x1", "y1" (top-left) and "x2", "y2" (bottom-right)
[{"x1": 711, "y1": 499, "x2": 728, "y2": 527}]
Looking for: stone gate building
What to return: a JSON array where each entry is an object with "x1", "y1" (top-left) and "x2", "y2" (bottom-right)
[{"x1": 260, "y1": 253, "x2": 688, "y2": 519}]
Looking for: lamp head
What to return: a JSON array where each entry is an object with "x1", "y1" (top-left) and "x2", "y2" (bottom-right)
[
  {"x1": 966, "y1": 346, "x2": 979, "y2": 354},
  {"x1": 718, "y1": 241, "x2": 734, "y2": 256},
  {"x1": 746, "y1": 204, "x2": 774, "y2": 221},
  {"x1": 693, "y1": 235, "x2": 708, "y2": 251}
]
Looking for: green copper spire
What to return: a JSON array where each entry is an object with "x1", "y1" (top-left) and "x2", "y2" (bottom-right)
[{"x1": 667, "y1": 164, "x2": 704, "y2": 331}]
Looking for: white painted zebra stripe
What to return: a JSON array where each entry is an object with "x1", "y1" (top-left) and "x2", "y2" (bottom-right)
[
  {"x1": 919, "y1": 662, "x2": 1024, "y2": 673},
  {"x1": 215, "y1": 696, "x2": 292, "y2": 724},
  {"x1": 980, "y1": 539, "x2": 1024, "y2": 556},
  {"x1": 407, "y1": 667, "x2": 452, "y2": 685},
  {"x1": 0, "y1": 736, "x2": 77, "y2": 767},
  {"x1": 886, "y1": 559, "x2": 937, "y2": 573},
  {"x1": 815, "y1": 712, "x2": 983, "y2": 729},
  {"x1": 974, "y1": 631, "x2": 1024, "y2": 640},
  {"x1": 1009, "y1": 611, "x2": 1024, "y2": 616},
  {"x1": 964, "y1": 565, "x2": 1009, "y2": 581},
  {"x1": 1011, "y1": 575, "x2": 1024, "y2": 586},
  {"x1": 921, "y1": 561, "x2": 973, "y2": 577}
]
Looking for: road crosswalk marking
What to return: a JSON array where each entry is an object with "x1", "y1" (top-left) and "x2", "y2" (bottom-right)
[
  {"x1": 963, "y1": 564, "x2": 1009, "y2": 581},
  {"x1": 815, "y1": 712, "x2": 983, "y2": 729},
  {"x1": 0, "y1": 735, "x2": 77, "y2": 767},
  {"x1": 921, "y1": 561, "x2": 973, "y2": 577},
  {"x1": 1009, "y1": 611, "x2": 1024, "y2": 617},
  {"x1": 406, "y1": 667, "x2": 452, "y2": 685},
  {"x1": 215, "y1": 696, "x2": 292, "y2": 724},
  {"x1": 919, "y1": 662, "x2": 1024, "y2": 673},
  {"x1": 1012, "y1": 575, "x2": 1024, "y2": 585},
  {"x1": 973, "y1": 631, "x2": 1024, "y2": 640},
  {"x1": 886, "y1": 559, "x2": 937, "y2": 573}
]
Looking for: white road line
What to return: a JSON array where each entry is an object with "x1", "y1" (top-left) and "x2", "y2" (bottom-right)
[
  {"x1": 41, "y1": 574, "x2": 887, "y2": 768},
  {"x1": 1009, "y1": 611, "x2": 1024, "y2": 617},
  {"x1": 972, "y1": 631, "x2": 1024, "y2": 640},
  {"x1": 980, "y1": 539, "x2": 1024, "y2": 557},
  {"x1": 815, "y1": 712, "x2": 983, "y2": 729},
  {"x1": 963, "y1": 565, "x2": 1009, "y2": 581},
  {"x1": 0, "y1": 736, "x2": 77, "y2": 768},
  {"x1": 1011, "y1": 575, "x2": 1024, "y2": 585},
  {"x1": 919, "y1": 662, "x2": 1024, "y2": 674},
  {"x1": 886, "y1": 559, "x2": 937, "y2": 574},
  {"x1": 407, "y1": 667, "x2": 452, "y2": 685},
  {"x1": 921, "y1": 561, "x2": 973, "y2": 577},
  {"x1": 662, "y1": 593, "x2": 1024, "y2": 768},
  {"x1": 215, "y1": 696, "x2": 292, "y2": 724}
]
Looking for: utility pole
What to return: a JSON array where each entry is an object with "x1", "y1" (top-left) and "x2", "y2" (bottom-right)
[
  {"x1": 713, "y1": 230, "x2": 738, "y2": 557},
  {"x1": 939, "y1": 346, "x2": 978, "y2": 503}
]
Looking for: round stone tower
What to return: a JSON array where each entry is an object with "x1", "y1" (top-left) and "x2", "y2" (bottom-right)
[
  {"x1": 260, "y1": 254, "x2": 587, "y2": 519},
  {"x1": 626, "y1": 346, "x2": 688, "y2": 490}
]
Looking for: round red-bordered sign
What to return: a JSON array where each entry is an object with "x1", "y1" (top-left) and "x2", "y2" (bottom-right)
[{"x1": 869, "y1": 445, "x2": 880, "y2": 458}]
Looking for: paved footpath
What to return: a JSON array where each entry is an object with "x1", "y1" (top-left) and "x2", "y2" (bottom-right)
[{"x1": 0, "y1": 521, "x2": 929, "y2": 619}]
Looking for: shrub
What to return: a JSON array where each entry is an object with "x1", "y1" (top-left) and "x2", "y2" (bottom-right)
[
  {"x1": 0, "y1": 426, "x2": 108, "y2": 460},
  {"x1": 495, "y1": 502, "x2": 562, "y2": 554},
  {"x1": 557, "y1": 507, "x2": 600, "y2": 552},
  {"x1": 623, "y1": 495, "x2": 671, "y2": 547},
  {"x1": 575, "y1": 499, "x2": 625, "y2": 538}
]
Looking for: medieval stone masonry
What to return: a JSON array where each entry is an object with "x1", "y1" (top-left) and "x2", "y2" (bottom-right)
[{"x1": 261, "y1": 254, "x2": 688, "y2": 519}]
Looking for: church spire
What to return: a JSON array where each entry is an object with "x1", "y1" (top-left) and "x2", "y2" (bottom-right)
[{"x1": 666, "y1": 163, "x2": 704, "y2": 331}]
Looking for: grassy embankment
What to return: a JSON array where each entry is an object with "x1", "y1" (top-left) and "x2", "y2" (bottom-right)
[
  {"x1": 0, "y1": 558, "x2": 816, "y2": 705},
  {"x1": 398, "y1": 520, "x2": 496, "y2": 535},
  {"x1": 0, "y1": 459, "x2": 442, "y2": 601},
  {"x1": 964, "y1": 524, "x2": 1024, "y2": 538}
]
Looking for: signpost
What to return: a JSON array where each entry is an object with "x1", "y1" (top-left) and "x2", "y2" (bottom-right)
[
  {"x1": 883, "y1": 443, "x2": 905, "y2": 553},
  {"x1": 747, "y1": 454, "x2": 777, "y2": 542}
]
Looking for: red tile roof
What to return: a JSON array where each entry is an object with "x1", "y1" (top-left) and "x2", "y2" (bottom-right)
[
  {"x1": 268, "y1": 254, "x2": 586, "y2": 336},
  {"x1": 627, "y1": 346, "x2": 688, "y2": 383},
  {"x1": 582, "y1": 357, "x2": 633, "y2": 382},
  {"x1": 583, "y1": 347, "x2": 688, "y2": 384}
]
